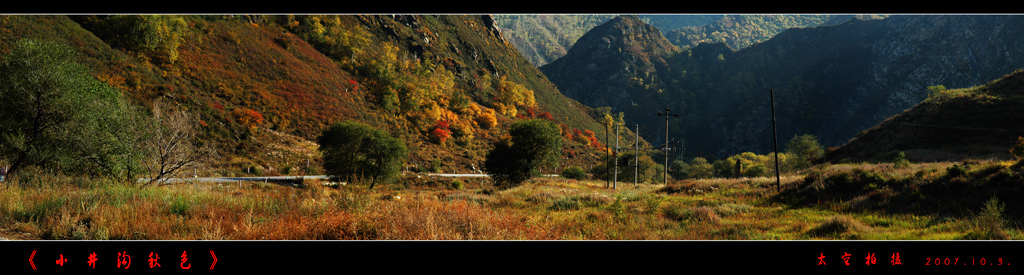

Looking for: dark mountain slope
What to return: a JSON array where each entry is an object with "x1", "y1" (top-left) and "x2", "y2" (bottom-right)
[
  {"x1": 542, "y1": 15, "x2": 1024, "y2": 159},
  {"x1": 540, "y1": 15, "x2": 679, "y2": 141},
  {"x1": 826, "y1": 70, "x2": 1024, "y2": 162}
]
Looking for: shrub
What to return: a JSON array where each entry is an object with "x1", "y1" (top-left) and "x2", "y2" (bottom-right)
[
  {"x1": 807, "y1": 215, "x2": 871, "y2": 238},
  {"x1": 317, "y1": 121, "x2": 408, "y2": 189},
  {"x1": 690, "y1": 206, "x2": 722, "y2": 224},
  {"x1": 429, "y1": 159, "x2": 443, "y2": 173},
  {"x1": 449, "y1": 179, "x2": 465, "y2": 190},
  {"x1": 743, "y1": 164, "x2": 769, "y2": 177},
  {"x1": 168, "y1": 196, "x2": 191, "y2": 217},
  {"x1": 963, "y1": 197, "x2": 1010, "y2": 240},
  {"x1": 661, "y1": 204, "x2": 689, "y2": 221},
  {"x1": 560, "y1": 166, "x2": 587, "y2": 180},
  {"x1": 1010, "y1": 136, "x2": 1024, "y2": 160},
  {"x1": 893, "y1": 151, "x2": 910, "y2": 169},
  {"x1": 947, "y1": 163, "x2": 968, "y2": 178},
  {"x1": 639, "y1": 194, "x2": 664, "y2": 215}
]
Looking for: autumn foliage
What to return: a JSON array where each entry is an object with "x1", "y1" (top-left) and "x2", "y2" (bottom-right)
[
  {"x1": 431, "y1": 120, "x2": 452, "y2": 144},
  {"x1": 493, "y1": 76, "x2": 537, "y2": 118},
  {"x1": 476, "y1": 108, "x2": 498, "y2": 129},
  {"x1": 232, "y1": 107, "x2": 265, "y2": 129}
]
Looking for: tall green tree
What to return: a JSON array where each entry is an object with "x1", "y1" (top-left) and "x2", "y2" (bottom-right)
[
  {"x1": 0, "y1": 39, "x2": 150, "y2": 181},
  {"x1": 485, "y1": 119, "x2": 563, "y2": 189},
  {"x1": 785, "y1": 134, "x2": 824, "y2": 169},
  {"x1": 684, "y1": 157, "x2": 714, "y2": 179},
  {"x1": 317, "y1": 121, "x2": 408, "y2": 189}
]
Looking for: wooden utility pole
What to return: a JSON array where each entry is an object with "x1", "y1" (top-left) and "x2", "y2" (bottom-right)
[
  {"x1": 657, "y1": 108, "x2": 678, "y2": 184},
  {"x1": 605, "y1": 123, "x2": 610, "y2": 188},
  {"x1": 634, "y1": 124, "x2": 639, "y2": 185},
  {"x1": 613, "y1": 123, "x2": 620, "y2": 190},
  {"x1": 770, "y1": 89, "x2": 781, "y2": 192}
]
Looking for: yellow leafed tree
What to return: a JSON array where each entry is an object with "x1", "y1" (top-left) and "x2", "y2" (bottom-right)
[{"x1": 493, "y1": 77, "x2": 536, "y2": 117}]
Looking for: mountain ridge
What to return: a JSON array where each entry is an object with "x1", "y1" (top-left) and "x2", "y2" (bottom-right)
[{"x1": 541, "y1": 15, "x2": 1024, "y2": 160}]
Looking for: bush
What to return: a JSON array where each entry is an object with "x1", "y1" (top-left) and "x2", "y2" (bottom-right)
[
  {"x1": 743, "y1": 164, "x2": 769, "y2": 177},
  {"x1": 560, "y1": 166, "x2": 586, "y2": 180},
  {"x1": 807, "y1": 215, "x2": 871, "y2": 238},
  {"x1": 661, "y1": 204, "x2": 689, "y2": 221},
  {"x1": 963, "y1": 197, "x2": 1010, "y2": 240},
  {"x1": 317, "y1": 121, "x2": 408, "y2": 189},
  {"x1": 1010, "y1": 136, "x2": 1024, "y2": 160},
  {"x1": 893, "y1": 151, "x2": 910, "y2": 169},
  {"x1": 947, "y1": 163, "x2": 969, "y2": 178},
  {"x1": 449, "y1": 179, "x2": 465, "y2": 190},
  {"x1": 485, "y1": 119, "x2": 562, "y2": 189}
]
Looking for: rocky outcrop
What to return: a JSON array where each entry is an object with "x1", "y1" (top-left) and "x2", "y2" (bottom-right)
[{"x1": 540, "y1": 15, "x2": 678, "y2": 124}]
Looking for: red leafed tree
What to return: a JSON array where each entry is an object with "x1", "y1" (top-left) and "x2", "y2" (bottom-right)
[
  {"x1": 581, "y1": 130, "x2": 602, "y2": 149},
  {"x1": 232, "y1": 107, "x2": 264, "y2": 129},
  {"x1": 430, "y1": 120, "x2": 451, "y2": 144},
  {"x1": 538, "y1": 111, "x2": 553, "y2": 121}
]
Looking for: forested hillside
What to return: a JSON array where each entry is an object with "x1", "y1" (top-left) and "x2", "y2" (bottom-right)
[
  {"x1": 663, "y1": 14, "x2": 887, "y2": 51},
  {"x1": 496, "y1": 14, "x2": 875, "y2": 67},
  {"x1": 0, "y1": 15, "x2": 619, "y2": 175},
  {"x1": 494, "y1": 14, "x2": 721, "y2": 67}
]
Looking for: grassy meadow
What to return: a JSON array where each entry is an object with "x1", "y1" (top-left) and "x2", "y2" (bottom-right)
[{"x1": 1, "y1": 159, "x2": 1022, "y2": 241}]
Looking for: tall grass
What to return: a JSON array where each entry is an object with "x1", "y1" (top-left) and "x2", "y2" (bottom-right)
[{"x1": 1, "y1": 161, "x2": 1015, "y2": 240}]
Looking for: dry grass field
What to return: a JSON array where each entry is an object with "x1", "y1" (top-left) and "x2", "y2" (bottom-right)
[{"x1": 3, "y1": 159, "x2": 1021, "y2": 241}]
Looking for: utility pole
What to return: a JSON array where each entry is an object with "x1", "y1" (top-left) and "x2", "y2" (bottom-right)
[
  {"x1": 605, "y1": 122, "x2": 610, "y2": 189},
  {"x1": 613, "y1": 122, "x2": 620, "y2": 190},
  {"x1": 657, "y1": 108, "x2": 678, "y2": 184},
  {"x1": 770, "y1": 89, "x2": 781, "y2": 192},
  {"x1": 634, "y1": 124, "x2": 639, "y2": 185}
]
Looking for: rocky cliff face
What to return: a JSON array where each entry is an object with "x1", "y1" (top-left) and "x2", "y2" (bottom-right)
[{"x1": 539, "y1": 15, "x2": 678, "y2": 133}]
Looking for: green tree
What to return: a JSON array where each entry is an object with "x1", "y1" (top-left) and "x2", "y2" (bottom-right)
[
  {"x1": 485, "y1": 119, "x2": 563, "y2": 189},
  {"x1": 317, "y1": 121, "x2": 408, "y2": 189},
  {"x1": 0, "y1": 39, "x2": 149, "y2": 181},
  {"x1": 927, "y1": 85, "x2": 948, "y2": 100},
  {"x1": 685, "y1": 157, "x2": 714, "y2": 179},
  {"x1": 785, "y1": 134, "x2": 824, "y2": 169}
]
